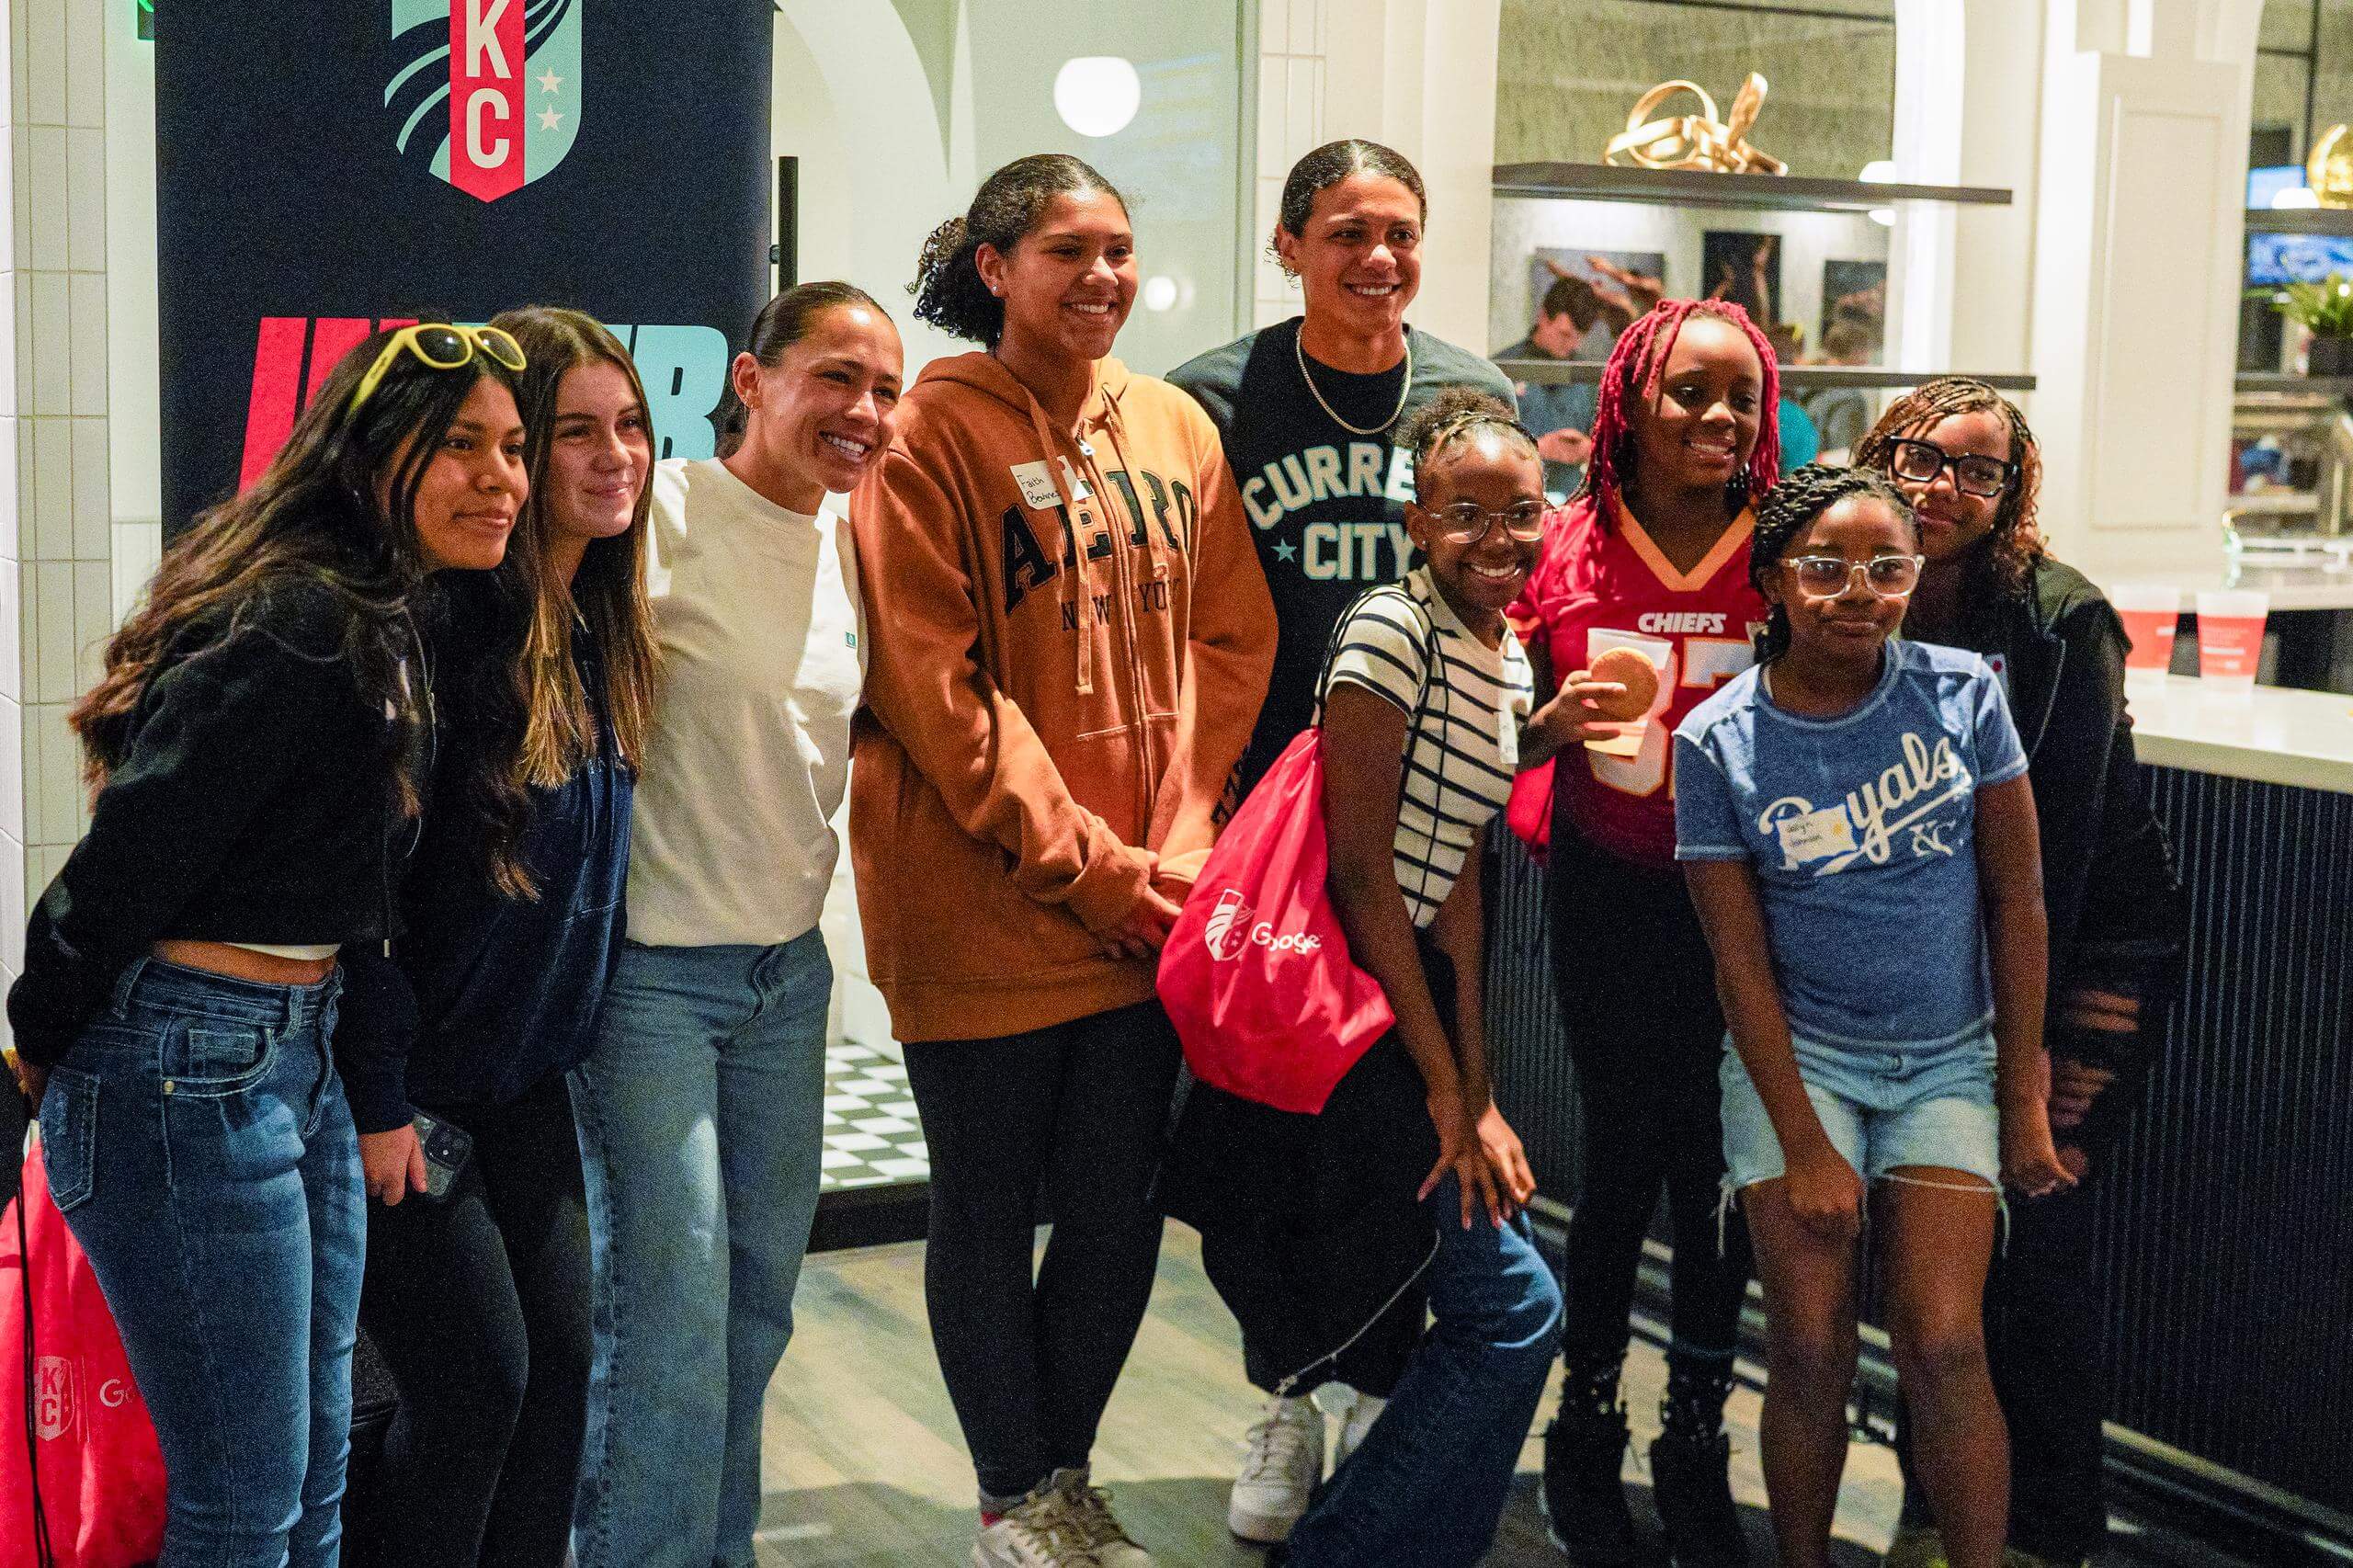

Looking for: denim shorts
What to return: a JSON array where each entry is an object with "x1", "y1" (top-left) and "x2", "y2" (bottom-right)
[{"x1": 1719, "y1": 1026, "x2": 2001, "y2": 1193}]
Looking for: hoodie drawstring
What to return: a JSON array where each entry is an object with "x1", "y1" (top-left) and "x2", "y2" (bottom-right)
[{"x1": 1016, "y1": 390, "x2": 1098, "y2": 698}]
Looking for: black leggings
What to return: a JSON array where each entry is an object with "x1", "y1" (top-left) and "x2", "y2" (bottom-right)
[
  {"x1": 903, "y1": 1000, "x2": 1182, "y2": 1505},
  {"x1": 1547, "y1": 827, "x2": 1752, "y2": 1374},
  {"x1": 348, "y1": 1073, "x2": 594, "y2": 1568}
]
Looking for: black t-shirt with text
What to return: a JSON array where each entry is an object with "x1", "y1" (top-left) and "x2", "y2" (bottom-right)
[{"x1": 1169, "y1": 317, "x2": 1516, "y2": 787}]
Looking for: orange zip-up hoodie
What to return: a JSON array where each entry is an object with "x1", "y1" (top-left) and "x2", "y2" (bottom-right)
[{"x1": 848, "y1": 352, "x2": 1278, "y2": 1042}]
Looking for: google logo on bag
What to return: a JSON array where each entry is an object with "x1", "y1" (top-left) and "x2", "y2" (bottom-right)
[{"x1": 1204, "y1": 889, "x2": 1323, "y2": 962}]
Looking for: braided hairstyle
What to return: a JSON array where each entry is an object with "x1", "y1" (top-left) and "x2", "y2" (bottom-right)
[
  {"x1": 911, "y1": 154, "x2": 1128, "y2": 347},
  {"x1": 1748, "y1": 463, "x2": 1916, "y2": 664},
  {"x1": 1583, "y1": 299, "x2": 1780, "y2": 526},
  {"x1": 1854, "y1": 376, "x2": 2044, "y2": 598},
  {"x1": 1403, "y1": 385, "x2": 1540, "y2": 502}
]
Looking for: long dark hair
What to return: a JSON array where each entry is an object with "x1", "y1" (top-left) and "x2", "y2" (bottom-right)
[
  {"x1": 73, "y1": 327, "x2": 522, "y2": 824},
  {"x1": 910, "y1": 154, "x2": 1128, "y2": 347},
  {"x1": 1582, "y1": 299, "x2": 1781, "y2": 527},
  {"x1": 1854, "y1": 376, "x2": 2045, "y2": 599},
  {"x1": 1748, "y1": 463, "x2": 1916, "y2": 663},
  {"x1": 1272, "y1": 139, "x2": 1427, "y2": 270},
  {"x1": 714, "y1": 281, "x2": 886, "y2": 457},
  {"x1": 490, "y1": 306, "x2": 664, "y2": 802}
]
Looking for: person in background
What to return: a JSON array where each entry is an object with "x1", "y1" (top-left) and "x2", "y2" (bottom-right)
[
  {"x1": 1802, "y1": 320, "x2": 1876, "y2": 461},
  {"x1": 347, "y1": 306, "x2": 657, "y2": 1568},
  {"x1": 1512, "y1": 299, "x2": 1779, "y2": 1568},
  {"x1": 1766, "y1": 323, "x2": 1821, "y2": 474},
  {"x1": 1166, "y1": 140, "x2": 1515, "y2": 1541},
  {"x1": 1859, "y1": 380, "x2": 2186, "y2": 1568},
  {"x1": 1677, "y1": 462, "x2": 2070, "y2": 1568},
  {"x1": 1497, "y1": 273, "x2": 1613, "y2": 498},
  {"x1": 8, "y1": 323, "x2": 527, "y2": 1568},
  {"x1": 570, "y1": 282, "x2": 901, "y2": 1568},
  {"x1": 855, "y1": 153, "x2": 1275, "y2": 1568}
]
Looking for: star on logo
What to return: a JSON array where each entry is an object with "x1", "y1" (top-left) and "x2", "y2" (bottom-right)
[
  {"x1": 1272, "y1": 540, "x2": 1299, "y2": 562},
  {"x1": 538, "y1": 107, "x2": 564, "y2": 132},
  {"x1": 538, "y1": 69, "x2": 564, "y2": 94}
]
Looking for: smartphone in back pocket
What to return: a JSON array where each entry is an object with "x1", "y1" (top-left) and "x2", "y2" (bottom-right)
[{"x1": 411, "y1": 1110, "x2": 474, "y2": 1203}]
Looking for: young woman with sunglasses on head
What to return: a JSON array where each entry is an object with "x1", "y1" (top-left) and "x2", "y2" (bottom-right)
[
  {"x1": 1677, "y1": 464, "x2": 2070, "y2": 1568},
  {"x1": 1508, "y1": 299, "x2": 1777, "y2": 1568},
  {"x1": 567, "y1": 282, "x2": 902, "y2": 1568},
  {"x1": 854, "y1": 153, "x2": 1274, "y2": 1568},
  {"x1": 1858, "y1": 381, "x2": 2184, "y2": 1568},
  {"x1": 1164, "y1": 140, "x2": 1518, "y2": 1539},
  {"x1": 342, "y1": 307, "x2": 659, "y2": 1568},
  {"x1": 6, "y1": 322, "x2": 527, "y2": 1568}
]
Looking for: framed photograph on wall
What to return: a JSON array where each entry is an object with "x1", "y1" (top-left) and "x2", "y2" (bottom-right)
[
  {"x1": 1510, "y1": 247, "x2": 1667, "y2": 358},
  {"x1": 1820, "y1": 258, "x2": 1888, "y2": 360},
  {"x1": 1700, "y1": 230, "x2": 1781, "y2": 326}
]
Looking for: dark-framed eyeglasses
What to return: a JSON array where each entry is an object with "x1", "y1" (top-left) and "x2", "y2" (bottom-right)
[
  {"x1": 1886, "y1": 437, "x2": 2017, "y2": 499},
  {"x1": 1423, "y1": 500, "x2": 1548, "y2": 546},
  {"x1": 1784, "y1": 552, "x2": 1926, "y2": 599}
]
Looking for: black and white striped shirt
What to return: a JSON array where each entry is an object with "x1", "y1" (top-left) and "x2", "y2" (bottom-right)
[{"x1": 1320, "y1": 571, "x2": 1534, "y2": 927}]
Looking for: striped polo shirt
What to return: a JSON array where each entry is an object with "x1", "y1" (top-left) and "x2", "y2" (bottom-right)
[{"x1": 1320, "y1": 569, "x2": 1534, "y2": 926}]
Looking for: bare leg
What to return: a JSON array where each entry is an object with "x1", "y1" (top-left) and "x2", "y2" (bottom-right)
[
  {"x1": 1740, "y1": 1180, "x2": 1859, "y2": 1568},
  {"x1": 1878, "y1": 1168, "x2": 2006, "y2": 1568}
]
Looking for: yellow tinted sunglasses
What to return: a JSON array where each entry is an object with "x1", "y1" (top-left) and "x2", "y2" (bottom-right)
[{"x1": 348, "y1": 324, "x2": 527, "y2": 414}]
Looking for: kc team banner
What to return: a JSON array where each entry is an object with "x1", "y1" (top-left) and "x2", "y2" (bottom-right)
[{"x1": 157, "y1": 0, "x2": 773, "y2": 536}]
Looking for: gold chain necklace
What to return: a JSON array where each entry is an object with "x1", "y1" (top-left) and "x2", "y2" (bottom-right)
[{"x1": 1293, "y1": 326, "x2": 1413, "y2": 437}]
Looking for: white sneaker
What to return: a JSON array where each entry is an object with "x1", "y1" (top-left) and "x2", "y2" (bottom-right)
[
  {"x1": 1331, "y1": 1391, "x2": 1386, "y2": 1471},
  {"x1": 1048, "y1": 1468, "x2": 1154, "y2": 1566},
  {"x1": 1228, "y1": 1394, "x2": 1324, "y2": 1543},
  {"x1": 971, "y1": 1487, "x2": 1103, "y2": 1567}
]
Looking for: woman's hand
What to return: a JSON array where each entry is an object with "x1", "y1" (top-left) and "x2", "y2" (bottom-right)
[
  {"x1": 1782, "y1": 1144, "x2": 1864, "y2": 1244},
  {"x1": 1419, "y1": 1083, "x2": 1502, "y2": 1231},
  {"x1": 2002, "y1": 1104, "x2": 2078, "y2": 1200},
  {"x1": 1102, "y1": 883, "x2": 1184, "y2": 960},
  {"x1": 1536, "y1": 427, "x2": 1594, "y2": 467},
  {"x1": 360, "y1": 1125, "x2": 429, "y2": 1206},
  {"x1": 1476, "y1": 1100, "x2": 1537, "y2": 1221},
  {"x1": 1527, "y1": 670, "x2": 1631, "y2": 751}
]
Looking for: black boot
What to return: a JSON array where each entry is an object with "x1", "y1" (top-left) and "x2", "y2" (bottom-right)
[
  {"x1": 1540, "y1": 1402, "x2": 1636, "y2": 1565},
  {"x1": 1650, "y1": 1429, "x2": 1748, "y2": 1568}
]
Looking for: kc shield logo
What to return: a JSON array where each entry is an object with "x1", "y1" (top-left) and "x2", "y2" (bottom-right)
[
  {"x1": 35, "y1": 1356, "x2": 78, "y2": 1441},
  {"x1": 388, "y1": 0, "x2": 581, "y2": 201}
]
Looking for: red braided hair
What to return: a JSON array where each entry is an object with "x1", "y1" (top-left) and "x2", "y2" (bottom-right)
[{"x1": 1582, "y1": 298, "x2": 1780, "y2": 528}]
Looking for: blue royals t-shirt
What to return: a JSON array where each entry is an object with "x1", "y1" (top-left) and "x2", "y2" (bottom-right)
[{"x1": 1674, "y1": 640, "x2": 2029, "y2": 1050}]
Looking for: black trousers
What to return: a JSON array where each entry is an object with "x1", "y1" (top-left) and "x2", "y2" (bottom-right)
[
  {"x1": 1547, "y1": 826, "x2": 1753, "y2": 1372},
  {"x1": 347, "y1": 1072, "x2": 595, "y2": 1568},
  {"x1": 903, "y1": 1000, "x2": 1183, "y2": 1505}
]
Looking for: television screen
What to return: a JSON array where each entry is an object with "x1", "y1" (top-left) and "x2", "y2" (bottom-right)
[
  {"x1": 2249, "y1": 164, "x2": 2307, "y2": 210},
  {"x1": 2248, "y1": 232, "x2": 2353, "y2": 286}
]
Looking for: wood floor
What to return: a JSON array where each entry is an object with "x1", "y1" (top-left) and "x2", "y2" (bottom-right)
[{"x1": 748, "y1": 1226, "x2": 1901, "y2": 1566}]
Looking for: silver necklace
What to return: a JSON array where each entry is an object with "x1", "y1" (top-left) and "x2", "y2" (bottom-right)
[{"x1": 1293, "y1": 326, "x2": 1413, "y2": 437}]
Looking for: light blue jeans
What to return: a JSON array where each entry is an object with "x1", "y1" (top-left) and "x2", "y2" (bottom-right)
[
  {"x1": 39, "y1": 957, "x2": 361, "y2": 1568},
  {"x1": 571, "y1": 932, "x2": 832, "y2": 1568}
]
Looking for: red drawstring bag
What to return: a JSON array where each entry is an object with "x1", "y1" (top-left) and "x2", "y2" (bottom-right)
[
  {"x1": 1157, "y1": 728, "x2": 1396, "y2": 1114},
  {"x1": 1505, "y1": 758, "x2": 1553, "y2": 863},
  {"x1": 1, "y1": 1129, "x2": 167, "y2": 1568}
]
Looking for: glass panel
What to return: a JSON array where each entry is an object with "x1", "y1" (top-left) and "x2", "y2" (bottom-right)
[
  {"x1": 1497, "y1": 0, "x2": 1895, "y2": 180},
  {"x1": 2262, "y1": 0, "x2": 2316, "y2": 55},
  {"x1": 2254, "y1": 52, "x2": 2314, "y2": 157}
]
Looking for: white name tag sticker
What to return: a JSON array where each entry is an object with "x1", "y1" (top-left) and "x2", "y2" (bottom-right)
[
  {"x1": 1776, "y1": 806, "x2": 1857, "y2": 865},
  {"x1": 1056, "y1": 454, "x2": 1095, "y2": 503},
  {"x1": 1011, "y1": 460, "x2": 1063, "y2": 510}
]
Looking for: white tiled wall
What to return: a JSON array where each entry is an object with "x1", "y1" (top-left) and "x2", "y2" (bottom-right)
[
  {"x1": 3, "y1": 0, "x2": 115, "y2": 1043},
  {"x1": 1254, "y1": 0, "x2": 1328, "y2": 327}
]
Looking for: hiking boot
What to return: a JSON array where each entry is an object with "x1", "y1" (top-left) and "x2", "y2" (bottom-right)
[
  {"x1": 1540, "y1": 1404, "x2": 1636, "y2": 1564},
  {"x1": 1649, "y1": 1429, "x2": 1748, "y2": 1568}
]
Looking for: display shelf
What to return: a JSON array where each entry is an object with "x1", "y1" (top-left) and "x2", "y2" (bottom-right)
[
  {"x1": 2244, "y1": 206, "x2": 2353, "y2": 236},
  {"x1": 1492, "y1": 162, "x2": 2013, "y2": 211},
  {"x1": 1495, "y1": 358, "x2": 2034, "y2": 392},
  {"x1": 2235, "y1": 372, "x2": 2353, "y2": 395}
]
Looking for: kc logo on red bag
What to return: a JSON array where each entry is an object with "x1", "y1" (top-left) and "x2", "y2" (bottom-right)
[
  {"x1": 35, "y1": 1354, "x2": 78, "y2": 1441},
  {"x1": 1202, "y1": 887, "x2": 1324, "y2": 962}
]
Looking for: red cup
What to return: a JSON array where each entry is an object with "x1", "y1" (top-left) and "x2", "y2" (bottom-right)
[
  {"x1": 2195, "y1": 590, "x2": 2269, "y2": 686},
  {"x1": 2110, "y1": 584, "x2": 2178, "y2": 678}
]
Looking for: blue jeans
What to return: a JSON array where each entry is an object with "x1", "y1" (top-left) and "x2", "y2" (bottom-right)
[
  {"x1": 571, "y1": 933, "x2": 831, "y2": 1568},
  {"x1": 1283, "y1": 1176, "x2": 1563, "y2": 1568},
  {"x1": 37, "y1": 957, "x2": 362, "y2": 1568}
]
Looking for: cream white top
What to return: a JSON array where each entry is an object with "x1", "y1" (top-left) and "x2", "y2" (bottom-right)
[
  {"x1": 2127, "y1": 674, "x2": 2353, "y2": 795},
  {"x1": 625, "y1": 458, "x2": 867, "y2": 947}
]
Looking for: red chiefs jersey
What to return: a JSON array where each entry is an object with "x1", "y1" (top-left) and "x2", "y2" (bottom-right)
[{"x1": 1510, "y1": 495, "x2": 1770, "y2": 868}]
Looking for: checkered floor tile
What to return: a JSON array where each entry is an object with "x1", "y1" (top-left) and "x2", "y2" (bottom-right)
[{"x1": 819, "y1": 1041, "x2": 928, "y2": 1190}]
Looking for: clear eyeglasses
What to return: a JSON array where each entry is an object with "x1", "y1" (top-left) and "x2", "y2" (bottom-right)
[
  {"x1": 1783, "y1": 553, "x2": 1927, "y2": 598},
  {"x1": 1426, "y1": 501, "x2": 1548, "y2": 546}
]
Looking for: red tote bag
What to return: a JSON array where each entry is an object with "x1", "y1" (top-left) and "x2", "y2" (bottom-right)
[
  {"x1": 1157, "y1": 728, "x2": 1395, "y2": 1115},
  {"x1": 1, "y1": 1130, "x2": 167, "y2": 1568}
]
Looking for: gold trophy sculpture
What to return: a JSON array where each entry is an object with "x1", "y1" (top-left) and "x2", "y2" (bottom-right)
[
  {"x1": 2307, "y1": 123, "x2": 2353, "y2": 208},
  {"x1": 1603, "y1": 73, "x2": 1787, "y2": 176}
]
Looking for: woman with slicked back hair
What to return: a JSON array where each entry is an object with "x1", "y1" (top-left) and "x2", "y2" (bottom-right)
[
  {"x1": 570, "y1": 282, "x2": 904, "y2": 1568},
  {"x1": 852, "y1": 153, "x2": 1274, "y2": 1568},
  {"x1": 1510, "y1": 298, "x2": 1781, "y2": 1568},
  {"x1": 1165, "y1": 141, "x2": 1519, "y2": 1540}
]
